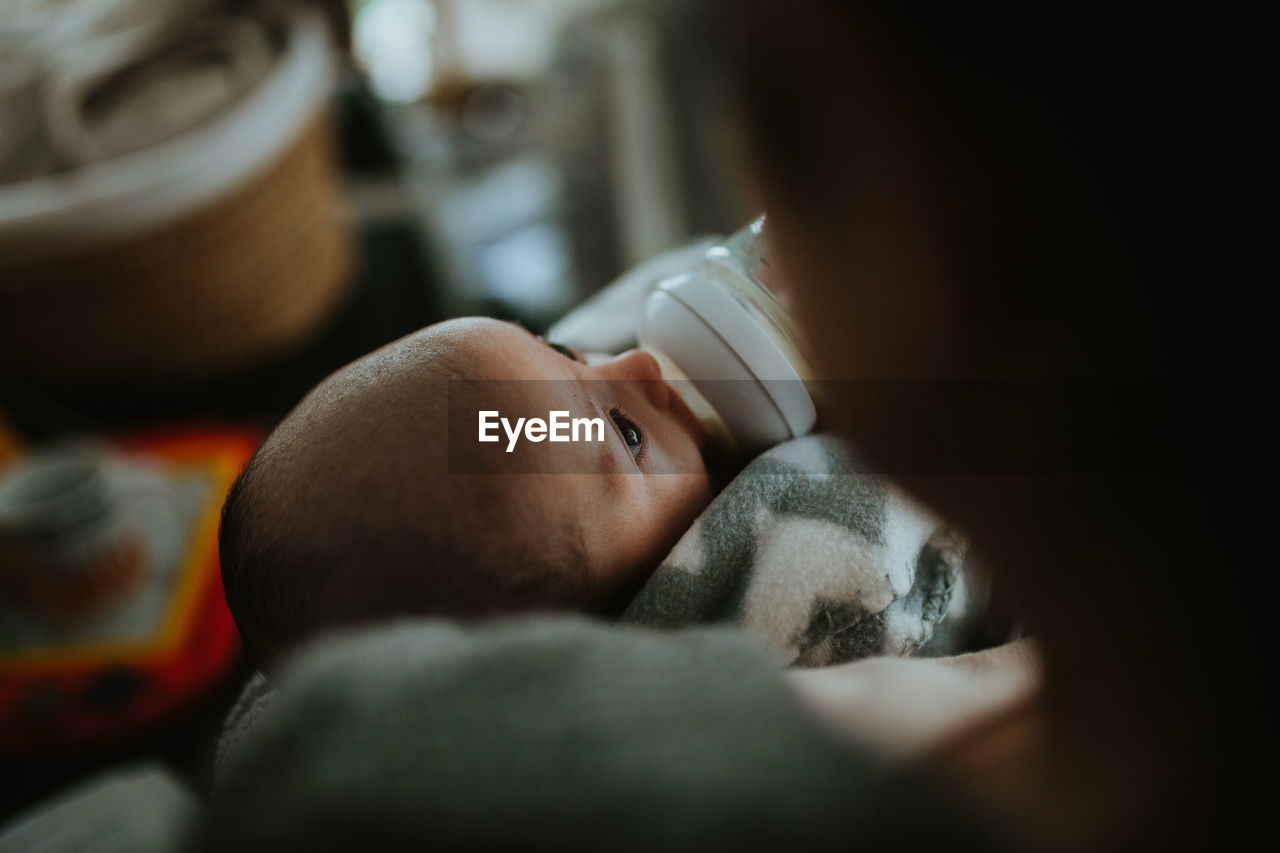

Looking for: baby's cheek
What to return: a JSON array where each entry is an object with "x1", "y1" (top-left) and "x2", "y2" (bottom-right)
[
  {"x1": 590, "y1": 475, "x2": 710, "y2": 612},
  {"x1": 656, "y1": 472, "x2": 712, "y2": 546}
]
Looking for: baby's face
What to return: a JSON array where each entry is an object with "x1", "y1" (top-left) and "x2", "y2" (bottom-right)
[{"x1": 447, "y1": 318, "x2": 711, "y2": 607}]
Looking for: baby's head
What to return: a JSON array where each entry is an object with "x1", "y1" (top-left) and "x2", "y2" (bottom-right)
[{"x1": 219, "y1": 318, "x2": 710, "y2": 667}]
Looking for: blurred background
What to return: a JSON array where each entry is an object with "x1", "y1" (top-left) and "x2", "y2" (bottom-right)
[
  {"x1": 2, "y1": 0, "x2": 752, "y2": 428},
  {"x1": 0, "y1": 0, "x2": 748, "y2": 827}
]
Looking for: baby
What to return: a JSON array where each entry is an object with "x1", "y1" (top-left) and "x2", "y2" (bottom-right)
[{"x1": 219, "y1": 317, "x2": 715, "y2": 668}]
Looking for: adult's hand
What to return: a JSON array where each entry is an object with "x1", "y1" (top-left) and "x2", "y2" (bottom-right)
[{"x1": 785, "y1": 639, "x2": 1040, "y2": 762}]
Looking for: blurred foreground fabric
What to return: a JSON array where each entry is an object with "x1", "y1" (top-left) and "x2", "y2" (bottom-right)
[{"x1": 203, "y1": 618, "x2": 993, "y2": 852}]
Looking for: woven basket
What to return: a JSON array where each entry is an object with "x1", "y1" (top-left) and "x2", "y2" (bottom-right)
[{"x1": 0, "y1": 14, "x2": 353, "y2": 392}]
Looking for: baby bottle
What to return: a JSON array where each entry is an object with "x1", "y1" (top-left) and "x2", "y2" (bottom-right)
[{"x1": 638, "y1": 215, "x2": 818, "y2": 454}]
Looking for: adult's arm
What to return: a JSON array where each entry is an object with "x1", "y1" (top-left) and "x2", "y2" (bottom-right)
[{"x1": 197, "y1": 617, "x2": 997, "y2": 852}]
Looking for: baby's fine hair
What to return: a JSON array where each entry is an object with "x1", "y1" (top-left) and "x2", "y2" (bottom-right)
[{"x1": 218, "y1": 381, "x2": 589, "y2": 670}]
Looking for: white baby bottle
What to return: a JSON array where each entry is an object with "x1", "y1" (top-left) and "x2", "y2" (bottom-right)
[{"x1": 637, "y1": 215, "x2": 818, "y2": 454}]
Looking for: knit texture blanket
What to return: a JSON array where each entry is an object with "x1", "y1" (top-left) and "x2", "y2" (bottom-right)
[{"x1": 622, "y1": 435, "x2": 979, "y2": 665}]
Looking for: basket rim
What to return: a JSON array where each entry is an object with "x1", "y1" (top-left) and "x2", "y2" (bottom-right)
[{"x1": 0, "y1": 11, "x2": 333, "y2": 261}]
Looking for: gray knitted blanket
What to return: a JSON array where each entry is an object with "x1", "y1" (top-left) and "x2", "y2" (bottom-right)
[{"x1": 622, "y1": 435, "x2": 978, "y2": 665}]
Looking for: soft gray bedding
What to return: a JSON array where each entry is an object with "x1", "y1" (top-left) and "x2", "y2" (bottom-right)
[{"x1": 622, "y1": 435, "x2": 981, "y2": 665}]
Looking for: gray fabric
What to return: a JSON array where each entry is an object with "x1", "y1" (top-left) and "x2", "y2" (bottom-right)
[
  {"x1": 197, "y1": 618, "x2": 991, "y2": 852},
  {"x1": 212, "y1": 671, "x2": 274, "y2": 791},
  {"x1": 622, "y1": 435, "x2": 979, "y2": 665},
  {"x1": 0, "y1": 763, "x2": 198, "y2": 853}
]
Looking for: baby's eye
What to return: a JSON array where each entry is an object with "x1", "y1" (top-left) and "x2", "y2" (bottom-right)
[{"x1": 612, "y1": 414, "x2": 643, "y2": 459}]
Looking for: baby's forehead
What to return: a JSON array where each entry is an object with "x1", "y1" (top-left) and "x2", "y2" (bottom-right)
[
  {"x1": 428, "y1": 317, "x2": 532, "y2": 358},
  {"x1": 282, "y1": 317, "x2": 608, "y2": 473},
  {"x1": 304, "y1": 328, "x2": 485, "y2": 416}
]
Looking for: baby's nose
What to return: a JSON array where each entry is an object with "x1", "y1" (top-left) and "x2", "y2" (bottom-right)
[
  {"x1": 595, "y1": 349, "x2": 669, "y2": 409},
  {"x1": 600, "y1": 349, "x2": 664, "y2": 383}
]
